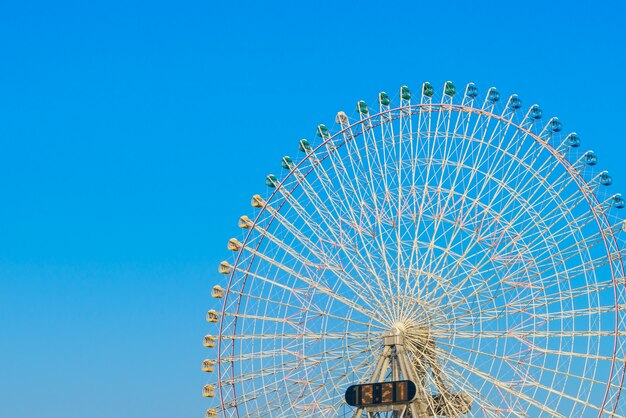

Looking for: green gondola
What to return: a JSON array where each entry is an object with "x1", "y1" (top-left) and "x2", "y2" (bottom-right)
[
  {"x1": 316, "y1": 124, "x2": 329, "y2": 139},
  {"x1": 299, "y1": 139, "x2": 312, "y2": 153},
  {"x1": 281, "y1": 156, "x2": 293, "y2": 169},
  {"x1": 444, "y1": 81, "x2": 455, "y2": 96},
  {"x1": 400, "y1": 85, "x2": 411, "y2": 100},
  {"x1": 357, "y1": 100, "x2": 369, "y2": 115},
  {"x1": 422, "y1": 82, "x2": 434, "y2": 97},
  {"x1": 378, "y1": 91, "x2": 391, "y2": 106},
  {"x1": 265, "y1": 174, "x2": 278, "y2": 188}
]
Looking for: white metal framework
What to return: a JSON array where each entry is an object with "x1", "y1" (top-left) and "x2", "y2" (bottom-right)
[{"x1": 203, "y1": 82, "x2": 626, "y2": 417}]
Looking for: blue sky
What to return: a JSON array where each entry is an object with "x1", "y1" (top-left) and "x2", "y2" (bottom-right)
[{"x1": 0, "y1": 1, "x2": 625, "y2": 417}]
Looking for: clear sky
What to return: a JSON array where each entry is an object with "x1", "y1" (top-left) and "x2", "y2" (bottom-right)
[{"x1": 0, "y1": 1, "x2": 625, "y2": 417}]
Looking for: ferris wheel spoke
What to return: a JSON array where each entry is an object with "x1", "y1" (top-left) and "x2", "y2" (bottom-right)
[
  {"x1": 255, "y1": 202, "x2": 389, "y2": 314},
  {"x1": 436, "y1": 339, "x2": 615, "y2": 411},
  {"x1": 433, "y1": 207, "x2": 623, "y2": 317},
  {"x1": 221, "y1": 331, "x2": 375, "y2": 341},
  {"x1": 421, "y1": 112, "x2": 528, "y2": 284},
  {"x1": 442, "y1": 350, "x2": 568, "y2": 417},
  {"x1": 232, "y1": 245, "x2": 381, "y2": 318},
  {"x1": 225, "y1": 290, "x2": 380, "y2": 333},
  {"x1": 225, "y1": 308, "x2": 380, "y2": 330},
  {"x1": 355, "y1": 110, "x2": 409, "y2": 316},
  {"x1": 221, "y1": 340, "x2": 374, "y2": 394},
  {"x1": 429, "y1": 361, "x2": 519, "y2": 418},
  {"x1": 243, "y1": 220, "x2": 340, "y2": 271},
  {"x1": 230, "y1": 262, "x2": 368, "y2": 321},
  {"x1": 514, "y1": 198, "x2": 603, "y2": 256},
  {"x1": 393, "y1": 99, "x2": 419, "y2": 300},
  {"x1": 293, "y1": 148, "x2": 381, "y2": 246},
  {"x1": 427, "y1": 128, "x2": 570, "y2": 250},
  {"x1": 502, "y1": 251, "x2": 619, "y2": 303},
  {"x1": 520, "y1": 233, "x2": 622, "y2": 292},
  {"x1": 333, "y1": 113, "x2": 395, "y2": 252},
  {"x1": 412, "y1": 114, "x2": 504, "y2": 292},
  {"x1": 443, "y1": 232, "x2": 619, "y2": 319},
  {"x1": 239, "y1": 344, "x2": 376, "y2": 416},
  {"x1": 509, "y1": 276, "x2": 623, "y2": 313},
  {"x1": 425, "y1": 349, "x2": 530, "y2": 418},
  {"x1": 299, "y1": 346, "x2": 384, "y2": 410},
  {"x1": 439, "y1": 333, "x2": 615, "y2": 365},
  {"x1": 256, "y1": 200, "x2": 333, "y2": 263},
  {"x1": 411, "y1": 159, "x2": 553, "y2": 306},
  {"x1": 410, "y1": 104, "x2": 441, "y2": 288},
  {"x1": 414, "y1": 101, "x2": 511, "y2": 282},
  {"x1": 427, "y1": 192, "x2": 581, "y2": 313},
  {"x1": 273, "y1": 167, "x2": 401, "y2": 322}
]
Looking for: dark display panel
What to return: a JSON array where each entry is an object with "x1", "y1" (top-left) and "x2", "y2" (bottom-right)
[{"x1": 345, "y1": 380, "x2": 416, "y2": 407}]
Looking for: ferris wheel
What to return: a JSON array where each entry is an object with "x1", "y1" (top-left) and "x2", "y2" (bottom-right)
[{"x1": 202, "y1": 81, "x2": 626, "y2": 417}]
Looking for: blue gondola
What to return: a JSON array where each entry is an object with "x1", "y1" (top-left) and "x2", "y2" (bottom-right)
[
  {"x1": 600, "y1": 171, "x2": 613, "y2": 186},
  {"x1": 583, "y1": 151, "x2": 597, "y2": 166},
  {"x1": 487, "y1": 88, "x2": 500, "y2": 103},
  {"x1": 529, "y1": 105, "x2": 542, "y2": 120},
  {"x1": 508, "y1": 94, "x2": 522, "y2": 109},
  {"x1": 566, "y1": 133, "x2": 580, "y2": 148},
  {"x1": 548, "y1": 117, "x2": 562, "y2": 133},
  {"x1": 465, "y1": 83, "x2": 478, "y2": 99}
]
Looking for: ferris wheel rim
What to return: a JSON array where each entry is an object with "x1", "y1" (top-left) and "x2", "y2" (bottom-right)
[{"x1": 211, "y1": 87, "x2": 626, "y2": 417}]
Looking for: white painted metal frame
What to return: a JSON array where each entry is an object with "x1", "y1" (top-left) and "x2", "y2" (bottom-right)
[{"x1": 205, "y1": 82, "x2": 626, "y2": 417}]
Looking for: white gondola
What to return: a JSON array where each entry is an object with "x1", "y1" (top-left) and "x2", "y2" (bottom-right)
[
  {"x1": 203, "y1": 335, "x2": 216, "y2": 348},
  {"x1": 335, "y1": 111, "x2": 349, "y2": 125},
  {"x1": 250, "y1": 194, "x2": 264, "y2": 208},
  {"x1": 201, "y1": 359, "x2": 215, "y2": 373},
  {"x1": 206, "y1": 310, "x2": 219, "y2": 323},
  {"x1": 227, "y1": 238, "x2": 242, "y2": 251},
  {"x1": 218, "y1": 261, "x2": 232, "y2": 275},
  {"x1": 238, "y1": 216, "x2": 253, "y2": 229},
  {"x1": 202, "y1": 384, "x2": 215, "y2": 398},
  {"x1": 212, "y1": 285, "x2": 224, "y2": 299}
]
